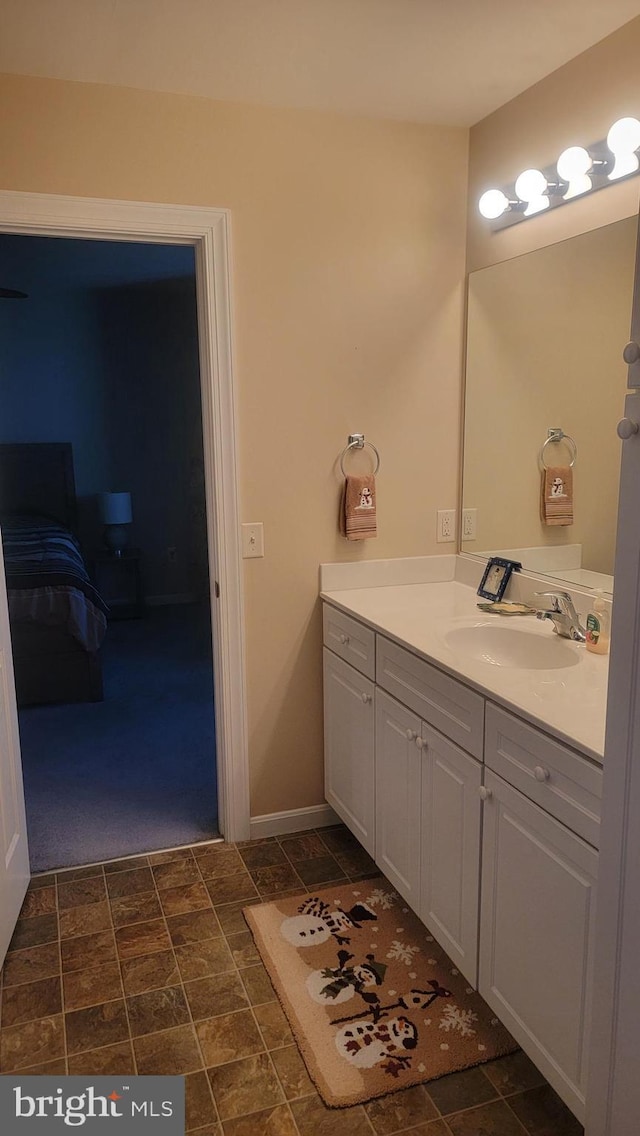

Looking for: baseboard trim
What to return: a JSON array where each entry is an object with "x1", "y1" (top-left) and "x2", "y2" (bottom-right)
[{"x1": 249, "y1": 804, "x2": 340, "y2": 840}]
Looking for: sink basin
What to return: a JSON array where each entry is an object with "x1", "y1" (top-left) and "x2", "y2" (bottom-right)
[{"x1": 444, "y1": 623, "x2": 581, "y2": 670}]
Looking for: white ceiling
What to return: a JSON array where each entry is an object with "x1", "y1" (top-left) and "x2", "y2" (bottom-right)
[{"x1": 2, "y1": 0, "x2": 640, "y2": 127}]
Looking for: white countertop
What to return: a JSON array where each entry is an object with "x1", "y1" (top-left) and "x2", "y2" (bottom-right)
[{"x1": 321, "y1": 579, "x2": 608, "y2": 763}]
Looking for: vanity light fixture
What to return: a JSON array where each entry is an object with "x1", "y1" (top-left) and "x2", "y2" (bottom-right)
[{"x1": 479, "y1": 114, "x2": 640, "y2": 227}]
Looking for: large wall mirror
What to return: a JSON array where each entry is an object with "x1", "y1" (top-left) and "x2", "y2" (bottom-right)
[{"x1": 462, "y1": 215, "x2": 639, "y2": 594}]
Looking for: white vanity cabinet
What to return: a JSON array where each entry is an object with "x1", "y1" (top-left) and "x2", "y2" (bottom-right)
[{"x1": 322, "y1": 598, "x2": 603, "y2": 1123}]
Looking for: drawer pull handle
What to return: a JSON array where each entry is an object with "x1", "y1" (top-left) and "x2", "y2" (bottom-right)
[
  {"x1": 479, "y1": 786, "x2": 492, "y2": 801},
  {"x1": 361, "y1": 692, "x2": 372, "y2": 704},
  {"x1": 534, "y1": 766, "x2": 550, "y2": 783},
  {"x1": 339, "y1": 634, "x2": 350, "y2": 645},
  {"x1": 406, "y1": 729, "x2": 417, "y2": 741},
  {"x1": 415, "y1": 736, "x2": 427, "y2": 749}
]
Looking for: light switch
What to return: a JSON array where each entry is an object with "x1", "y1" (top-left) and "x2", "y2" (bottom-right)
[{"x1": 242, "y1": 522, "x2": 264, "y2": 558}]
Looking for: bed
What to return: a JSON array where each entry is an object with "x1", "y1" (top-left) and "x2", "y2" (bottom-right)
[{"x1": 0, "y1": 443, "x2": 108, "y2": 706}]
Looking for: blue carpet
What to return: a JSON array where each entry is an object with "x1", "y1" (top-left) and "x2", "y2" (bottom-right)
[{"x1": 18, "y1": 603, "x2": 219, "y2": 872}]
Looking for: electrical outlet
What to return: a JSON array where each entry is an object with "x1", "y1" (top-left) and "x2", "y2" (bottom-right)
[
  {"x1": 167, "y1": 546, "x2": 177, "y2": 563},
  {"x1": 437, "y1": 509, "x2": 456, "y2": 543},
  {"x1": 462, "y1": 509, "x2": 477, "y2": 540},
  {"x1": 241, "y1": 522, "x2": 264, "y2": 558}
]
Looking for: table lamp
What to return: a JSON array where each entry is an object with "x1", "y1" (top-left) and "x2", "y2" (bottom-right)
[{"x1": 100, "y1": 491, "x2": 132, "y2": 556}]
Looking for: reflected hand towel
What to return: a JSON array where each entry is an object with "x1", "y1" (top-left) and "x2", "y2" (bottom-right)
[
  {"x1": 343, "y1": 475, "x2": 377, "y2": 540},
  {"x1": 541, "y1": 466, "x2": 573, "y2": 526}
]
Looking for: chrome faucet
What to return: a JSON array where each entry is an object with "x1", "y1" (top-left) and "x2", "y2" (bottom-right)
[{"x1": 535, "y1": 592, "x2": 587, "y2": 642}]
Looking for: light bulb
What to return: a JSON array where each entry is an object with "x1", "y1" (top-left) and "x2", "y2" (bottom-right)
[
  {"x1": 557, "y1": 146, "x2": 592, "y2": 198},
  {"x1": 478, "y1": 189, "x2": 509, "y2": 220},
  {"x1": 607, "y1": 116, "x2": 640, "y2": 179},
  {"x1": 514, "y1": 168, "x2": 549, "y2": 215}
]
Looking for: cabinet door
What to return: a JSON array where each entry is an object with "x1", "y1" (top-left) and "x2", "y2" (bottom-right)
[
  {"x1": 479, "y1": 770, "x2": 597, "y2": 1124},
  {"x1": 323, "y1": 649, "x2": 375, "y2": 855},
  {"x1": 420, "y1": 724, "x2": 482, "y2": 987},
  {"x1": 374, "y1": 689, "x2": 422, "y2": 907}
]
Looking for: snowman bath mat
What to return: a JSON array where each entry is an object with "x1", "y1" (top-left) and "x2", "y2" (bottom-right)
[{"x1": 244, "y1": 879, "x2": 517, "y2": 1107}]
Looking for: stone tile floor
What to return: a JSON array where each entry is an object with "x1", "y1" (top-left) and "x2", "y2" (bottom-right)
[{"x1": 0, "y1": 824, "x2": 583, "y2": 1135}]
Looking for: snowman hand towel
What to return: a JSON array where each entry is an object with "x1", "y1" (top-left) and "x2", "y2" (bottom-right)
[
  {"x1": 541, "y1": 466, "x2": 573, "y2": 526},
  {"x1": 343, "y1": 474, "x2": 377, "y2": 540}
]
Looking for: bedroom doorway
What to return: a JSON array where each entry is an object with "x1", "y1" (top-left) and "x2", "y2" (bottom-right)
[
  {"x1": 0, "y1": 234, "x2": 219, "y2": 870},
  {"x1": 0, "y1": 190, "x2": 250, "y2": 876}
]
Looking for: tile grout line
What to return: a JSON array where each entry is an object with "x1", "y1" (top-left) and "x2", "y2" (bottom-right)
[
  {"x1": 194, "y1": 840, "x2": 312, "y2": 1130},
  {"x1": 276, "y1": 830, "x2": 349, "y2": 889},
  {"x1": 35, "y1": 837, "x2": 224, "y2": 880},
  {"x1": 55, "y1": 869, "x2": 69, "y2": 1076},
  {"x1": 148, "y1": 849, "x2": 221, "y2": 1131},
  {"x1": 499, "y1": 1090, "x2": 544, "y2": 1136},
  {"x1": 101, "y1": 865, "x2": 139, "y2": 1077},
  {"x1": 201, "y1": 846, "x2": 285, "y2": 1127},
  {"x1": 425, "y1": 1089, "x2": 531, "y2": 1130}
]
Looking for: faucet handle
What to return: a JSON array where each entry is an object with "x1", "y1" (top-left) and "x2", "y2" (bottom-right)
[{"x1": 534, "y1": 591, "x2": 569, "y2": 612}]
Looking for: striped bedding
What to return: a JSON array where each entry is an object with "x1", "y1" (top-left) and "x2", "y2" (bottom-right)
[{"x1": 1, "y1": 514, "x2": 108, "y2": 653}]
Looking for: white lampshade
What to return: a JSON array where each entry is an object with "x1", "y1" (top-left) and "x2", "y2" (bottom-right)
[{"x1": 101, "y1": 491, "x2": 132, "y2": 525}]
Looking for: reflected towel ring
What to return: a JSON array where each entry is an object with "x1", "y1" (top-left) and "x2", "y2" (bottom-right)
[
  {"x1": 339, "y1": 434, "x2": 381, "y2": 477},
  {"x1": 539, "y1": 428, "x2": 577, "y2": 470}
]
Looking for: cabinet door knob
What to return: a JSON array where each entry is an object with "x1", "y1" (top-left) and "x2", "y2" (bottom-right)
[
  {"x1": 415, "y1": 736, "x2": 427, "y2": 749},
  {"x1": 339, "y1": 633, "x2": 350, "y2": 645},
  {"x1": 534, "y1": 765, "x2": 550, "y2": 782},
  {"x1": 617, "y1": 417, "x2": 639, "y2": 440},
  {"x1": 406, "y1": 729, "x2": 417, "y2": 741},
  {"x1": 361, "y1": 692, "x2": 372, "y2": 704},
  {"x1": 479, "y1": 785, "x2": 492, "y2": 801},
  {"x1": 623, "y1": 340, "x2": 640, "y2": 364}
]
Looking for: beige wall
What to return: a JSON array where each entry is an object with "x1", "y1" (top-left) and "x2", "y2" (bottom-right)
[
  {"x1": 467, "y1": 17, "x2": 640, "y2": 274},
  {"x1": 0, "y1": 72, "x2": 468, "y2": 817},
  {"x1": 463, "y1": 217, "x2": 636, "y2": 573}
]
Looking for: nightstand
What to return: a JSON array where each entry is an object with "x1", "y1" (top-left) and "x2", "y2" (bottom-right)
[{"x1": 93, "y1": 549, "x2": 144, "y2": 619}]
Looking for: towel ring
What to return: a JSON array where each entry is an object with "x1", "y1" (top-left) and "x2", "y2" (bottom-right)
[
  {"x1": 339, "y1": 434, "x2": 381, "y2": 477},
  {"x1": 539, "y1": 428, "x2": 577, "y2": 470}
]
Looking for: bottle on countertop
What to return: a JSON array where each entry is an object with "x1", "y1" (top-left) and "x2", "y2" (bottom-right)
[{"x1": 585, "y1": 590, "x2": 611, "y2": 655}]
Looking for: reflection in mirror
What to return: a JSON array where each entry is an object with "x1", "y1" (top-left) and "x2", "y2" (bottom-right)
[{"x1": 462, "y1": 216, "x2": 638, "y2": 594}]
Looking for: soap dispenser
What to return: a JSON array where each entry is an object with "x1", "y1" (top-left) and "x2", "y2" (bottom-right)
[{"x1": 585, "y1": 590, "x2": 611, "y2": 655}]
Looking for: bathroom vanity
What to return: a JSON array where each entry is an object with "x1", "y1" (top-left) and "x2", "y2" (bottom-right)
[{"x1": 321, "y1": 573, "x2": 606, "y2": 1123}]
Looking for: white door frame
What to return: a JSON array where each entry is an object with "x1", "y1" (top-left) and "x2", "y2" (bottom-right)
[
  {"x1": 587, "y1": 225, "x2": 640, "y2": 1133},
  {"x1": 0, "y1": 190, "x2": 251, "y2": 843}
]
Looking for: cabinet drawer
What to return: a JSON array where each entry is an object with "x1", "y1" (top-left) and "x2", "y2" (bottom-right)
[
  {"x1": 323, "y1": 605, "x2": 375, "y2": 679},
  {"x1": 485, "y1": 704, "x2": 602, "y2": 848},
  {"x1": 376, "y1": 636, "x2": 484, "y2": 758}
]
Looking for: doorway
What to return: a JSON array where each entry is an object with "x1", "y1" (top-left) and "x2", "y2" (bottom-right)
[
  {"x1": 0, "y1": 190, "x2": 250, "y2": 874},
  {"x1": 0, "y1": 232, "x2": 222, "y2": 869}
]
